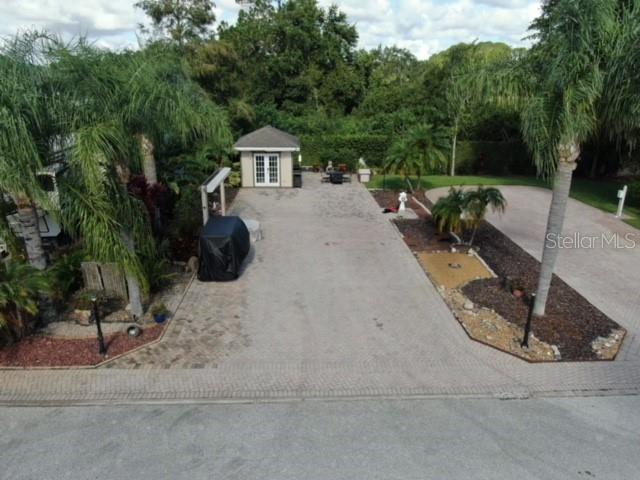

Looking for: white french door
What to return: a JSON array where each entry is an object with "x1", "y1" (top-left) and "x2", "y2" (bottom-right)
[{"x1": 254, "y1": 153, "x2": 280, "y2": 186}]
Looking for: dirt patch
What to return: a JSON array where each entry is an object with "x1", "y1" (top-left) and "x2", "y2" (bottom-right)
[
  {"x1": 417, "y1": 252, "x2": 493, "y2": 289},
  {"x1": 0, "y1": 324, "x2": 164, "y2": 368}
]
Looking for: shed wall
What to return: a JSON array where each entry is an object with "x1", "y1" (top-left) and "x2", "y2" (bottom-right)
[
  {"x1": 241, "y1": 151, "x2": 254, "y2": 187},
  {"x1": 280, "y1": 151, "x2": 293, "y2": 188}
]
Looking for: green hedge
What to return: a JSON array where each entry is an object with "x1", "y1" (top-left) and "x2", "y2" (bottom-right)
[
  {"x1": 628, "y1": 181, "x2": 640, "y2": 207},
  {"x1": 300, "y1": 134, "x2": 389, "y2": 170},
  {"x1": 299, "y1": 135, "x2": 533, "y2": 175},
  {"x1": 455, "y1": 141, "x2": 534, "y2": 176}
]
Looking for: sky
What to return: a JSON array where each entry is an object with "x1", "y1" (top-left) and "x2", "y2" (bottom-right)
[{"x1": 0, "y1": 0, "x2": 542, "y2": 59}]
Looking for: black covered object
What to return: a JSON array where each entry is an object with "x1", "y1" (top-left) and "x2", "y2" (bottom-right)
[
  {"x1": 329, "y1": 171, "x2": 343, "y2": 184},
  {"x1": 198, "y1": 216, "x2": 250, "y2": 281}
]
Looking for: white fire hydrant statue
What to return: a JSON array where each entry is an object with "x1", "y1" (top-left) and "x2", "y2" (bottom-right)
[{"x1": 398, "y1": 191, "x2": 408, "y2": 217}]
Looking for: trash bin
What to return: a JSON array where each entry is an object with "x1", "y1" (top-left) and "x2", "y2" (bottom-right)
[{"x1": 293, "y1": 171, "x2": 302, "y2": 188}]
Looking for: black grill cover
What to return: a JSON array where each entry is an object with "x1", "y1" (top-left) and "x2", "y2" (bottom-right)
[{"x1": 198, "y1": 216, "x2": 250, "y2": 281}]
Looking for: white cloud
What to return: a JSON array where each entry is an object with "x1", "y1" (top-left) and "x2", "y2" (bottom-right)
[{"x1": 0, "y1": 0, "x2": 542, "y2": 57}]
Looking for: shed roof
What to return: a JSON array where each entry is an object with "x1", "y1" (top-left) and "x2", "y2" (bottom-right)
[{"x1": 233, "y1": 126, "x2": 300, "y2": 150}]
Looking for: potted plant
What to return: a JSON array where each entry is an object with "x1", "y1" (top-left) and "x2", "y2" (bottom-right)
[{"x1": 150, "y1": 303, "x2": 170, "y2": 324}]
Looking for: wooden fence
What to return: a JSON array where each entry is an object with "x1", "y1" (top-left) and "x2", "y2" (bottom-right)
[{"x1": 81, "y1": 262, "x2": 128, "y2": 300}]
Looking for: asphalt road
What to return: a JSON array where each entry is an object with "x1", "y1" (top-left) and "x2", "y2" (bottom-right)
[{"x1": 1, "y1": 395, "x2": 638, "y2": 480}]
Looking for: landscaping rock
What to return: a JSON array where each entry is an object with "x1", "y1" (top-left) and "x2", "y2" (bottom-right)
[
  {"x1": 186, "y1": 256, "x2": 199, "y2": 273},
  {"x1": 70, "y1": 309, "x2": 91, "y2": 326},
  {"x1": 463, "y1": 300, "x2": 474, "y2": 311}
]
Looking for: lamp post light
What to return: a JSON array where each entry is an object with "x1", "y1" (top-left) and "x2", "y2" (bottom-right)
[
  {"x1": 91, "y1": 294, "x2": 107, "y2": 356},
  {"x1": 521, "y1": 293, "x2": 536, "y2": 349}
]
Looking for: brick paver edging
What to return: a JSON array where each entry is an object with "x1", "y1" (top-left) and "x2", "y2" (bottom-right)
[{"x1": 0, "y1": 272, "x2": 196, "y2": 371}]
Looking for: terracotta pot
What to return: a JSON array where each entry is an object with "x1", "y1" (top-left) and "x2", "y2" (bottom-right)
[{"x1": 512, "y1": 289, "x2": 524, "y2": 298}]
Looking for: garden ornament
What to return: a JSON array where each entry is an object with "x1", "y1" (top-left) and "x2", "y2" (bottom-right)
[{"x1": 398, "y1": 191, "x2": 408, "y2": 217}]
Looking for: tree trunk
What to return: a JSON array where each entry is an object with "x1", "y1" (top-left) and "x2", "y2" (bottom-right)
[
  {"x1": 533, "y1": 144, "x2": 579, "y2": 316},
  {"x1": 450, "y1": 130, "x2": 458, "y2": 177},
  {"x1": 138, "y1": 134, "x2": 157, "y2": 184},
  {"x1": 122, "y1": 233, "x2": 144, "y2": 321},
  {"x1": 15, "y1": 202, "x2": 47, "y2": 270}
]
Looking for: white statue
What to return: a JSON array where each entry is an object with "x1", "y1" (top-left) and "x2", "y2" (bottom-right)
[{"x1": 398, "y1": 191, "x2": 408, "y2": 217}]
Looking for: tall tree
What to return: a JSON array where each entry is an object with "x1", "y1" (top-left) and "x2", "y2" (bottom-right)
[
  {"x1": 136, "y1": 0, "x2": 217, "y2": 47},
  {"x1": 0, "y1": 33, "x2": 64, "y2": 269},
  {"x1": 489, "y1": 0, "x2": 640, "y2": 316}
]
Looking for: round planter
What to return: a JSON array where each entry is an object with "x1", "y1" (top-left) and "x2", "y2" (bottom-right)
[
  {"x1": 512, "y1": 289, "x2": 525, "y2": 298},
  {"x1": 153, "y1": 314, "x2": 167, "y2": 324}
]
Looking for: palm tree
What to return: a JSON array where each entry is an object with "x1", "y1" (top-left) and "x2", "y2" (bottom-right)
[
  {"x1": 482, "y1": 0, "x2": 640, "y2": 316},
  {"x1": 431, "y1": 186, "x2": 506, "y2": 246},
  {"x1": 0, "y1": 260, "x2": 51, "y2": 341},
  {"x1": 431, "y1": 187, "x2": 467, "y2": 244},
  {"x1": 115, "y1": 46, "x2": 232, "y2": 184},
  {"x1": 405, "y1": 123, "x2": 449, "y2": 187},
  {"x1": 462, "y1": 187, "x2": 507, "y2": 245},
  {"x1": 385, "y1": 124, "x2": 448, "y2": 192},
  {"x1": 385, "y1": 138, "x2": 415, "y2": 191},
  {"x1": 0, "y1": 33, "x2": 61, "y2": 269}
]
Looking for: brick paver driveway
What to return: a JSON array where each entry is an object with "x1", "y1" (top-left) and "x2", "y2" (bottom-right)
[
  {"x1": 2, "y1": 177, "x2": 639, "y2": 403},
  {"x1": 107, "y1": 174, "x2": 501, "y2": 372}
]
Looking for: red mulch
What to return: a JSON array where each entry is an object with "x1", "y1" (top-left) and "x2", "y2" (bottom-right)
[
  {"x1": 368, "y1": 189, "x2": 624, "y2": 361},
  {"x1": 0, "y1": 324, "x2": 164, "y2": 368}
]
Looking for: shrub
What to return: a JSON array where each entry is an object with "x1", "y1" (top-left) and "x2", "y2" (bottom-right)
[
  {"x1": 627, "y1": 181, "x2": 640, "y2": 207},
  {"x1": 48, "y1": 249, "x2": 85, "y2": 301},
  {"x1": 300, "y1": 134, "x2": 390, "y2": 169},
  {"x1": 0, "y1": 261, "x2": 52, "y2": 342}
]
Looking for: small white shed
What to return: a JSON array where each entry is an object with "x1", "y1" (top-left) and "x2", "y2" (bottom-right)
[{"x1": 233, "y1": 126, "x2": 301, "y2": 188}]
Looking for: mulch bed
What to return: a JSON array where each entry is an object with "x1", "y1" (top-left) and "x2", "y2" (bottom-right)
[
  {"x1": 371, "y1": 190, "x2": 453, "y2": 252},
  {"x1": 368, "y1": 188, "x2": 624, "y2": 361},
  {"x1": 462, "y1": 223, "x2": 621, "y2": 361},
  {"x1": 0, "y1": 324, "x2": 164, "y2": 368}
]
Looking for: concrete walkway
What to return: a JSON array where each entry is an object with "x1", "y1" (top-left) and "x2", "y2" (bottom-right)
[
  {"x1": 1, "y1": 177, "x2": 639, "y2": 404},
  {"x1": 427, "y1": 186, "x2": 640, "y2": 360}
]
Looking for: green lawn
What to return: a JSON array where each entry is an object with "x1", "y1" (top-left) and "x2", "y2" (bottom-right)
[{"x1": 366, "y1": 174, "x2": 640, "y2": 229}]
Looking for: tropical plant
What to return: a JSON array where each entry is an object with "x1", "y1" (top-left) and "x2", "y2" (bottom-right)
[
  {"x1": 48, "y1": 249, "x2": 85, "y2": 301},
  {"x1": 480, "y1": 0, "x2": 640, "y2": 316},
  {"x1": 0, "y1": 260, "x2": 51, "y2": 341},
  {"x1": 431, "y1": 187, "x2": 468, "y2": 243},
  {"x1": 431, "y1": 186, "x2": 506, "y2": 245},
  {"x1": 461, "y1": 187, "x2": 507, "y2": 245},
  {"x1": 0, "y1": 32, "x2": 62, "y2": 270},
  {"x1": 385, "y1": 124, "x2": 449, "y2": 192}
]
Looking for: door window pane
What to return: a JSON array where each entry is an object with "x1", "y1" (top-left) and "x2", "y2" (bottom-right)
[
  {"x1": 255, "y1": 155, "x2": 265, "y2": 184},
  {"x1": 268, "y1": 155, "x2": 278, "y2": 184}
]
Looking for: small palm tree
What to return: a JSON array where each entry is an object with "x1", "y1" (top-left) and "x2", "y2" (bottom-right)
[
  {"x1": 432, "y1": 186, "x2": 506, "y2": 246},
  {"x1": 462, "y1": 187, "x2": 507, "y2": 245},
  {"x1": 0, "y1": 260, "x2": 51, "y2": 341},
  {"x1": 431, "y1": 187, "x2": 467, "y2": 243},
  {"x1": 385, "y1": 124, "x2": 448, "y2": 192}
]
